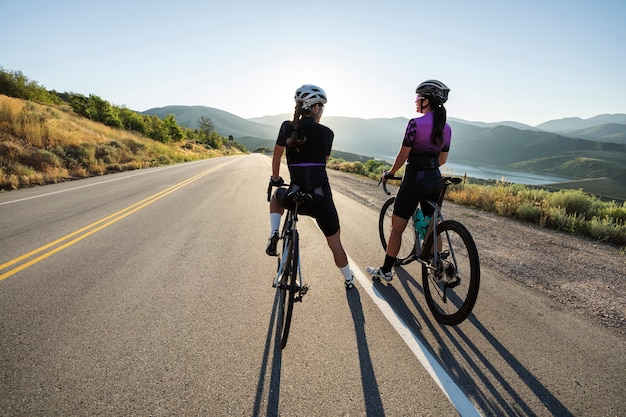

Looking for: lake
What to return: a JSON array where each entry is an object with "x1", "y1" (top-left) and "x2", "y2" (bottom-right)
[
  {"x1": 442, "y1": 162, "x2": 570, "y2": 185},
  {"x1": 376, "y1": 156, "x2": 569, "y2": 185}
]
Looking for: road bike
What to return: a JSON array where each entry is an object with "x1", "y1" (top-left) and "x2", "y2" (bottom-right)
[
  {"x1": 267, "y1": 184, "x2": 310, "y2": 349},
  {"x1": 377, "y1": 174, "x2": 480, "y2": 325}
]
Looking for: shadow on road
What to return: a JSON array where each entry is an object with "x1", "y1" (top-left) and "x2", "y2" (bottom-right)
[
  {"x1": 253, "y1": 287, "x2": 389, "y2": 417},
  {"x1": 252, "y1": 290, "x2": 283, "y2": 417},
  {"x1": 345, "y1": 288, "x2": 386, "y2": 416},
  {"x1": 378, "y1": 266, "x2": 576, "y2": 417}
]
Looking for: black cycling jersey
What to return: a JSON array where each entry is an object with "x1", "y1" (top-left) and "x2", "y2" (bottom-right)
[
  {"x1": 276, "y1": 117, "x2": 333, "y2": 192},
  {"x1": 275, "y1": 116, "x2": 339, "y2": 236}
]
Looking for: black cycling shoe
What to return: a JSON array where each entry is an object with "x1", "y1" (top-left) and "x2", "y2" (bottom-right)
[{"x1": 265, "y1": 233, "x2": 279, "y2": 256}]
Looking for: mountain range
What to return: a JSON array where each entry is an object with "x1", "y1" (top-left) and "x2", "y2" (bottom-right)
[{"x1": 143, "y1": 106, "x2": 626, "y2": 199}]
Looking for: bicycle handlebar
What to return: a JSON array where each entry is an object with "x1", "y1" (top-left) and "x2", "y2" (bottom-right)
[
  {"x1": 267, "y1": 182, "x2": 273, "y2": 202},
  {"x1": 267, "y1": 181, "x2": 291, "y2": 202},
  {"x1": 378, "y1": 173, "x2": 403, "y2": 195},
  {"x1": 377, "y1": 173, "x2": 463, "y2": 196}
]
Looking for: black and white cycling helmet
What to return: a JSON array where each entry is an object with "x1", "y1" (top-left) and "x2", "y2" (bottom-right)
[
  {"x1": 294, "y1": 84, "x2": 327, "y2": 109},
  {"x1": 416, "y1": 79, "x2": 450, "y2": 103}
]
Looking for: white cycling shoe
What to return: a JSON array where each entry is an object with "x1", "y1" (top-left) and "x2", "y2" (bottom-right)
[{"x1": 366, "y1": 266, "x2": 394, "y2": 282}]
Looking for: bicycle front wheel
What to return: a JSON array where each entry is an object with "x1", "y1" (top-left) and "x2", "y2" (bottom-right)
[
  {"x1": 379, "y1": 196, "x2": 416, "y2": 262},
  {"x1": 279, "y1": 230, "x2": 299, "y2": 349},
  {"x1": 421, "y1": 220, "x2": 480, "y2": 325}
]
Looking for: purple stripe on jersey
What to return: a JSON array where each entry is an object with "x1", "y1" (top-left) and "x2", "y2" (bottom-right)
[{"x1": 288, "y1": 163, "x2": 326, "y2": 167}]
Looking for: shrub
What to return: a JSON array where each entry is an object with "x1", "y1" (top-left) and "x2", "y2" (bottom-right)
[
  {"x1": 545, "y1": 189, "x2": 594, "y2": 218},
  {"x1": 517, "y1": 202, "x2": 542, "y2": 223},
  {"x1": 27, "y1": 149, "x2": 62, "y2": 170},
  {"x1": 588, "y1": 216, "x2": 625, "y2": 245}
]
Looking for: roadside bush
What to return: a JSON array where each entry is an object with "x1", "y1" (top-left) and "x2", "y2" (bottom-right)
[
  {"x1": 0, "y1": 140, "x2": 22, "y2": 161},
  {"x1": 588, "y1": 216, "x2": 625, "y2": 245},
  {"x1": 545, "y1": 189, "x2": 594, "y2": 218},
  {"x1": 25, "y1": 149, "x2": 62, "y2": 171},
  {"x1": 517, "y1": 202, "x2": 543, "y2": 223},
  {"x1": 123, "y1": 138, "x2": 146, "y2": 153}
]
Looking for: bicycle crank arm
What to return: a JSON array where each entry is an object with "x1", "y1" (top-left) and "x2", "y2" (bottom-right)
[{"x1": 295, "y1": 284, "x2": 309, "y2": 302}]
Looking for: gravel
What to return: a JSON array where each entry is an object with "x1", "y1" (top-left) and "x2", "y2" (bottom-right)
[{"x1": 328, "y1": 169, "x2": 626, "y2": 337}]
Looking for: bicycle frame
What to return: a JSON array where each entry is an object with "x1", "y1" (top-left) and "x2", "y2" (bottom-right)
[
  {"x1": 381, "y1": 175, "x2": 461, "y2": 271},
  {"x1": 271, "y1": 185, "x2": 313, "y2": 302},
  {"x1": 273, "y1": 202, "x2": 303, "y2": 290}
]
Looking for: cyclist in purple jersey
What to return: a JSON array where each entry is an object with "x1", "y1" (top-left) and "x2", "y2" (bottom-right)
[
  {"x1": 367, "y1": 80, "x2": 452, "y2": 282},
  {"x1": 266, "y1": 85, "x2": 354, "y2": 288}
]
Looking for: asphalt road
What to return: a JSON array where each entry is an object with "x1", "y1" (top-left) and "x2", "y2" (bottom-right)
[{"x1": 1, "y1": 154, "x2": 624, "y2": 416}]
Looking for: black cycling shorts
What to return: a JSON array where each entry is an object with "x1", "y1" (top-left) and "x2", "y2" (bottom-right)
[
  {"x1": 393, "y1": 169, "x2": 442, "y2": 220},
  {"x1": 276, "y1": 185, "x2": 340, "y2": 237}
]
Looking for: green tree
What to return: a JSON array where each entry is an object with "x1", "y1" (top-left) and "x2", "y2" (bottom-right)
[
  {"x1": 119, "y1": 107, "x2": 147, "y2": 134},
  {"x1": 196, "y1": 115, "x2": 224, "y2": 147},
  {"x1": 0, "y1": 67, "x2": 62, "y2": 104},
  {"x1": 86, "y1": 94, "x2": 122, "y2": 128},
  {"x1": 162, "y1": 114, "x2": 185, "y2": 142},
  {"x1": 198, "y1": 116, "x2": 214, "y2": 134},
  {"x1": 146, "y1": 115, "x2": 169, "y2": 142}
]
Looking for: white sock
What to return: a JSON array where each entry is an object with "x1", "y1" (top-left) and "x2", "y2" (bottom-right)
[
  {"x1": 339, "y1": 264, "x2": 353, "y2": 281},
  {"x1": 270, "y1": 213, "x2": 282, "y2": 236}
]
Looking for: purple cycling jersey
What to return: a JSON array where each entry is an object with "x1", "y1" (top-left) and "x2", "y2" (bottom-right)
[{"x1": 402, "y1": 112, "x2": 451, "y2": 157}]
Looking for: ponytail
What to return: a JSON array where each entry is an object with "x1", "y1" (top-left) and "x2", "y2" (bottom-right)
[
  {"x1": 286, "y1": 101, "x2": 308, "y2": 150},
  {"x1": 430, "y1": 102, "x2": 447, "y2": 146}
]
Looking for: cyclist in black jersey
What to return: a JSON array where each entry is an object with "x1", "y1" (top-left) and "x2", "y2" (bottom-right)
[{"x1": 266, "y1": 85, "x2": 354, "y2": 288}]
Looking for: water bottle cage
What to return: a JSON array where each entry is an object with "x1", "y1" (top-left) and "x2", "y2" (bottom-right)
[
  {"x1": 419, "y1": 216, "x2": 431, "y2": 240},
  {"x1": 413, "y1": 209, "x2": 431, "y2": 240}
]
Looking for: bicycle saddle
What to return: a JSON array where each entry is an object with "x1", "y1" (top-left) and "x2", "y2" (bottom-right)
[
  {"x1": 288, "y1": 190, "x2": 313, "y2": 204},
  {"x1": 442, "y1": 177, "x2": 463, "y2": 185}
]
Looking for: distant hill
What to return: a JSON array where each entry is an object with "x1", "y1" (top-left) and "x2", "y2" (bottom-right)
[
  {"x1": 142, "y1": 105, "x2": 276, "y2": 141},
  {"x1": 536, "y1": 113, "x2": 626, "y2": 133},
  {"x1": 143, "y1": 105, "x2": 626, "y2": 198},
  {"x1": 565, "y1": 123, "x2": 626, "y2": 144},
  {"x1": 448, "y1": 117, "x2": 539, "y2": 131}
]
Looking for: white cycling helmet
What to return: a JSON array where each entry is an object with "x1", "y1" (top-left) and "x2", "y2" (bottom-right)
[
  {"x1": 294, "y1": 84, "x2": 327, "y2": 109},
  {"x1": 416, "y1": 79, "x2": 450, "y2": 103}
]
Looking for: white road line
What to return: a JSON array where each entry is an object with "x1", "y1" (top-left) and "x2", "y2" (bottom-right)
[
  {"x1": 0, "y1": 167, "x2": 171, "y2": 206},
  {"x1": 0, "y1": 158, "x2": 220, "y2": 206},
  {"x1": 348, "y1": 254, "x2": 483, "y2": 417}
]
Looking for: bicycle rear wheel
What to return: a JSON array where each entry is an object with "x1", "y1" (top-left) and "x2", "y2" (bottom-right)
[
  {"x1": 379, "y1": 196, "x2": 416, "y2": 262},
  {"x1": 421, "y1": 220, "x2": 480, "y2": 325},
  {"x1": 278, "y1": 230, "x2": 298, "y2": 349}
]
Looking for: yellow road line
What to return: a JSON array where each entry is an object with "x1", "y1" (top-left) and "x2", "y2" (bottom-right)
[{"x1": 0, "y1": 159, "x2": 237, "y2": 282}]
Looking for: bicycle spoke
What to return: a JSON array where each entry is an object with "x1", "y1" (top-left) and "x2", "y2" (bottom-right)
[{"x1": 422, "y1": 220, "x2": 480, "y2": 325}]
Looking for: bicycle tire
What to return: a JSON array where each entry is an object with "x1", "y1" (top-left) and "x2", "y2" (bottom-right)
[
  {"x1": 379, "y1": 196, "x2": 416, "y2": 262},
  {"x1": 279, "y1": 230, "x2": 299, "y2": 349},
  {"x1": 421, "y1": 220, "x2": 480, "y2": 325},
  {"x1": 276, "y1": 232, "x2": 291, "y2": 346}
]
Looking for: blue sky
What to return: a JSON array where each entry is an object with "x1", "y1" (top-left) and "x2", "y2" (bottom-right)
[{"x1": 1, "y1": 0, "x2": 624, "y2": 126}]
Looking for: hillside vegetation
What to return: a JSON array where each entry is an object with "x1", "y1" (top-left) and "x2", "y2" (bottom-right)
[
  {"x1": 0, "y1": 95, "x2": 246, "y2": 190},
  {"x1": 0, "y1": 68, "x2": 247, "y2": 190}
]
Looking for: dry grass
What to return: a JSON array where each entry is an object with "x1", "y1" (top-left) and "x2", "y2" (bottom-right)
[
  {"x1": 447, "y1": 180, "x2": 626, "y2": 246},
  {"x1": 0, "y1": 95, "x2": 240, "y2": 190}
]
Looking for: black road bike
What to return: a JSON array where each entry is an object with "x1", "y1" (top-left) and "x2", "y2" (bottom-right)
[
  {"x1": 267, "y1": 184, "x2": 310, "y2": 349},
  {"x1": 378, "y1": 175, "x2": 480, "y2": 325}
]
